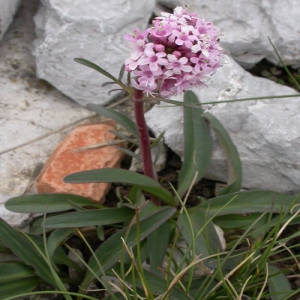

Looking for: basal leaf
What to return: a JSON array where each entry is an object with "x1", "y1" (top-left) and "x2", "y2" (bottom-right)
[
  {"x1": 5, "y1": 194, "x2": 98, "y2": 213},
  {"x1": 0, "y1": 261, "x2": 35, "y2": 283},
  {"x1": 178, "y1": 205, "x2": 223, "y2": 259},
  {"x1": 200, "y1": 190, "x2": 297, "y2": 216},
  {"x1": 0, "y1": 218, "x2": 57, "y2": 288},
  {"x1": 45, "y1": 207, "x2": 135, "y2": 228},
  {"x1": 47, "y1": 228, "x2": 74, "y2": 258},
  {"x1": 0, "y1": 277, "x2": 41, "y2": 300},
  {"x1": 268, "y1": 264, "x2": 292, "y2": 300},
  {"x1": 177, "y1": 91, "x2": 212, "y2": 197},
  {"x1": 213, "y1": 213, "x2": 270, "y2": 230},
  {"x1": 147, "y1": 221, "x2": 170, "y2": 275},
  {"x1": 203, "y1": 112, "x2": 242, "y2": 195},
  {"x1": 78, "y1": 206, "x2": 176, "y2": 293},
  {"x1": 64, "y1": 168, "x2": 175, "y2": 206}
]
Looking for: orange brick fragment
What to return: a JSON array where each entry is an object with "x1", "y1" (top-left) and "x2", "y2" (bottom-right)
[{"x1": 36, "y1": 121, "x2": 124, "y2": 203}]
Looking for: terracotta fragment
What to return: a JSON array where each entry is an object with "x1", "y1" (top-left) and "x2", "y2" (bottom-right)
[{"x1": 36, "y1": 121, "x2": 124, "y2": 203}]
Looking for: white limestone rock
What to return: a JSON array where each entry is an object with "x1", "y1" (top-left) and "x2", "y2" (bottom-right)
[
  {"x1": 158, "y1": 0, "x2": 300, "y2": 69},
  {"x1": 0, "y1": 0, "x2": 20, "y2": 41},
  {"x1": 146, "y1": 56, "x2": 300, "y2": 194},
  {"x1": 0, "y1": 0, "x2": 94, "y2": 227},
  {"x1": 33, "y1": 0, "x2": 156, "y2": 106}
]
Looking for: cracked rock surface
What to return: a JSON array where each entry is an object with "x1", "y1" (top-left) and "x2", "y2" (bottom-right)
[
  {"x1": 146, "y1": 56, "x2": 300, "y2": 194},
  {"x1": 0, "y1": 0, "x2": 93, "y2": 226}
]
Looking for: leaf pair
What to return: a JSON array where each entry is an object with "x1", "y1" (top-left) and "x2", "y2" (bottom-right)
[{"x1": 177, "y1": 90, "x2": 242, "y2": 198}]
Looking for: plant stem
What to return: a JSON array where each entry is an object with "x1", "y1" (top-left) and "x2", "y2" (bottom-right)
[{"x1": 133, "y1": 89, "x2": 160, "y2": 206}]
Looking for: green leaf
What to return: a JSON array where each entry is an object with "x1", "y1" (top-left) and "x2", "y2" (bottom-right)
[
  {"x1": 74, "y1": 58, "x2": 132, "y2": 93},
  {"x1": 64, "y1": 168, "x2": 175, "y2": 206},
  {"x1": 0, "y1": 261, "x2": 35, "y2": 283},
  {"x1": 0, "y1": 218, "x2": 57, "y2": 288},
  {"x1": 47, "y1": 228, "x2": 74, "y2": 258},
  {"x1": 127, "y1": 186, "x2": 145, "y2": 207},
  {"x1": 116, "y1": 146, "x2": 142, "y2": 161},
  {"x1": 45, "y1": 207, "x2": 135, "y2": 228},
  {"x1": 0, "y1": 277, "x2": 41, "y2": 300},
  {"x1": 200, "y1": 190, "x2": 297, "y2": 216},
  {"x1": 118, "y1": 64, "x2": 126, "y2": 81},
  {"x1": 108, "y1": 129, "x2": 139, "y2": 146},
  {"x1": 203, "y1": 112, "x2": 242, "y2": 195},
  {"x1": 5, "y1": 194, "x2": 97, "y2": 213},
  {"x1": 178, "y1": 205, "x2": 223, "y2": 259},
  {"x1": 78, "y1": 206, "x2": 176, "y2": 293},
  {"x1": 177, "y1": 91, "x2": 212, "y2": 197},
  {"x1": 109, "y1": 265, "x2": 193, "y2": 300},
  {"x1": 213, "y1": 213, "x2": 270, "y2": 230},
  {"x1": 268, "y1": 264, "x2": 292, "y2": 300},
  {"x1": 87, "y1": 104, "x2": 139, "y2": 139},
  {"x1": 147, "y1": 221, "x2": 170, "y2": 275}
]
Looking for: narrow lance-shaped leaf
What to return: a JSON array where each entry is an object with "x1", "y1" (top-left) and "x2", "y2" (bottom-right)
[
  {"x1": 267, "y1": 264, "x2": 292, "y2": 300},
  {"x1": 203, "y1": 112, "x2": 242, "y2": 195},
  {"x1": 0, "y1": 261, "x2": 36, "y2": 283},
  {"x1": 87, "y1": 103, "x2": 139, "y2": 139},
  {"x1": 47, "y1": 228, "x2": 74, "y2": 258},
  {"x1": 45, "y1": 207, "x2": 135, "y2": 228},
  {"x1": 64, "y1": 168, "x2": 175, "y2": 206},
  {"x1": 0, "y1": 218, "x2": 58, "y2": 288},
  {"x1": 74, "y1": 58, "x2": 132, "y2": 94},
  {"x1": 178, "y1": 205, "x2": 223, "y2": 260},
  {"x1": 5, "y1": 193, "x2": 99, "y2": 214},
  {"x1": 78, "y1": 206, "x2": 176, "y2": 293},
  {"x1": 0, "y1": 279, "x2": 42, "y2": 300},
  {"x1": 200, "y1": 190, "x2": 298, "y2": 216},
  {"x1": 177, "y1": 91, "x2": 212, "y2": 197},
  {"x1": 147, "y1": 221, "x2": 170, "y2": 275}
]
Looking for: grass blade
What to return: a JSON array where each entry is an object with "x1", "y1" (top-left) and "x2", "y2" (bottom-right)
[{"x1": 268, "y1": 38, "x2": 300, "y2": 91}]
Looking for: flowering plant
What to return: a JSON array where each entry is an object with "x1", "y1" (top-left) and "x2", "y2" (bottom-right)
[
  {"x1": 2, "y1": 6, "x2": 300, "y2": 300},
  {"x1": 125, "y1": 6, "x2": 223, "y2": 97}
]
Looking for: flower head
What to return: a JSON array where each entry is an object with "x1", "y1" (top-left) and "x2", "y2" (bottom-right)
[{"x1": 124, "y1": 7, "x2": 224, "y2": 96}]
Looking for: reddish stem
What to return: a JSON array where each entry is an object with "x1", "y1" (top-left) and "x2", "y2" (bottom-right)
[{"x1": 133, "y1": 89, "x2": 160, "y2": 206}]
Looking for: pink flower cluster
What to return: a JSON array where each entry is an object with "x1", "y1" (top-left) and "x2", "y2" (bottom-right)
[{"x1": 124, "y1": 6, "x2": 224, "y2": 97}]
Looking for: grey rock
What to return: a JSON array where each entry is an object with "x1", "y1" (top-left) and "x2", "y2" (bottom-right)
[
  {"x1": 0, "y1": 0, "x2": 94, "y2": 227},
  {"x1": 0, "y1": 0, "x2": 20, "y2": 41},
  {"x1": 146, "y1": 56, "x2": 300, "y2": 193},
  {"x1": 33, "y1": 0, "x2": 156, "y2": 106},
  {"x1": 158, "y1": 0, "x2": 300, "y2": 69}
]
